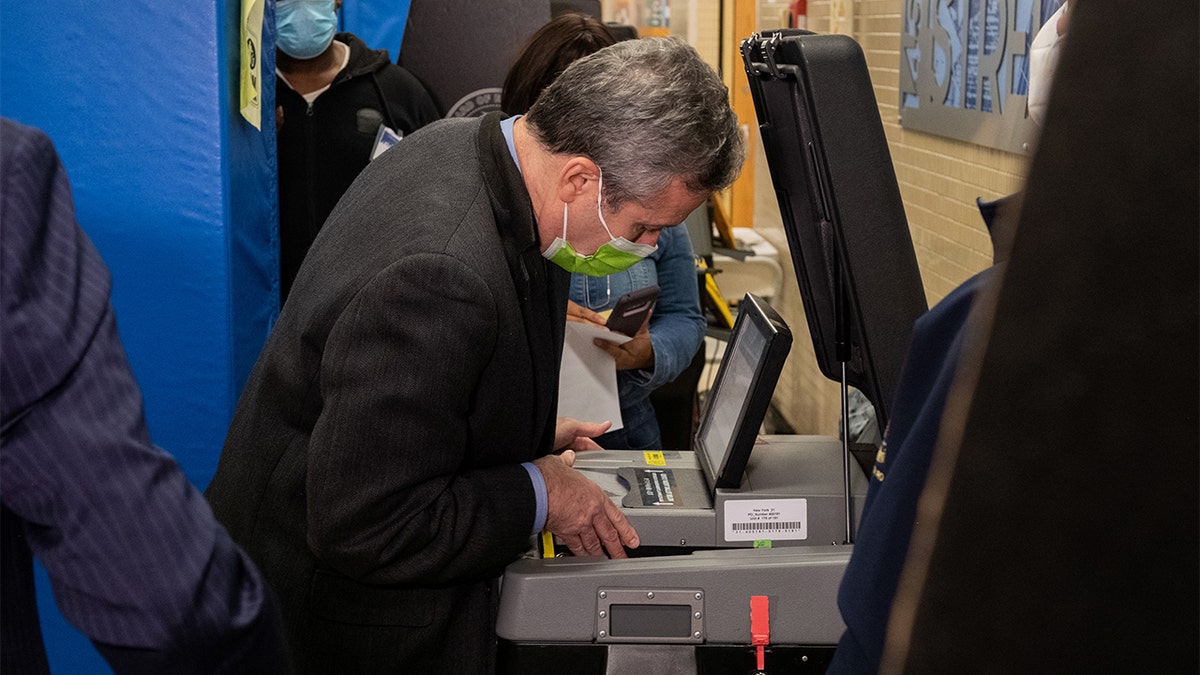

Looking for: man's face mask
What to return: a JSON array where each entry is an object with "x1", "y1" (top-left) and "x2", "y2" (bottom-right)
[
  {"x1": 543, "y1": 170, "x2": 657, "y2": 277},
  {"x1": 277, "y1": 0, "x2": 338, "y2": 60}
]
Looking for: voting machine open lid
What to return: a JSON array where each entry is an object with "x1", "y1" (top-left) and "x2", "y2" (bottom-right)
[{"x1": 740, "y1": 31, "x2": 927, "y2": 430}]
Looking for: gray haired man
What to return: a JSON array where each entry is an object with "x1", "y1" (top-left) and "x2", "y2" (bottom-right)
[{"x1": 206, "y1": 36, "x2": 742, "y2": 673}]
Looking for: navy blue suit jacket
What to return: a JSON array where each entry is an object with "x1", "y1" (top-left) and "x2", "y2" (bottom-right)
[
  {"x1": 0, "y1": 118, "x2": 288, "y2": 673},
  {"x1": 828, "y1": 267, "x2": 996, "y2": 673},
  {"x1": 829, "y1": 191, "x2": 1016, "y2": 672}
]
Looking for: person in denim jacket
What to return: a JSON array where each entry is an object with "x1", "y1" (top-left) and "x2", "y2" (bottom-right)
[{"x1": 565, "y1": 226, "x2": 705, "y2": 449}]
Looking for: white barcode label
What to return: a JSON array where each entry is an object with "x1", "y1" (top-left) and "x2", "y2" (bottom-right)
[
  {"x1": 730, "y1": 521, "x2": 805, "y2": 532},
  {"x1": 723, "y1": 499, "x2": 808, "y2": 541}
]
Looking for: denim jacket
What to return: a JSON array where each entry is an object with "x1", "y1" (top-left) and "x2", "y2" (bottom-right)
[{"x1": 568, "y1": 223, "x2": 705, "y2": 448}]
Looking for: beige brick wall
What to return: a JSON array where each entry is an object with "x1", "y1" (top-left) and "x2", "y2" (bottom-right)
[{"x1": 751, "y1": 0, "x2": 1030, "y2": 436}]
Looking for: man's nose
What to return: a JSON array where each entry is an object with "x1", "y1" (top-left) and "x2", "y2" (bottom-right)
[{"x1": 637, "y1": 230, "x2": 661, "y2": 247}]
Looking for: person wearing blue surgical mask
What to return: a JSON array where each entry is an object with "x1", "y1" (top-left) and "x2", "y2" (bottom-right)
[{"x1": 274, "y1": 0, "x2": 440, "y2": 304}]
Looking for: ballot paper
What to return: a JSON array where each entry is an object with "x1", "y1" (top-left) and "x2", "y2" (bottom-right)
[
  {"x1": 556, "y1": 322, "x2": 631, "y2": 432},
  {"x1": 575, "y1": 469, "x2": 629, "y2": 499}
]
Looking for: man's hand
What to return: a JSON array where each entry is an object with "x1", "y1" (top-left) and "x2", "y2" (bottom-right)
[
  {"x1": 555, "y1": 417, "x2": 611, "y2": 452},
  {"x1": 594, "y1": 329, "x2": 655, "y2": 371},
  {"x1": 533, "y1": 453, "x2": 640, "y2": 558},
  {"x1": 568, "y1": 299, "x2": 655, "y2": 370}
]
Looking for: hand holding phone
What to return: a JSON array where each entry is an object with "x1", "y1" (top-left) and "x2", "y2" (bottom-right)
[{"x1": 605, "y1": 285, "x2": 660, "y2": 337}]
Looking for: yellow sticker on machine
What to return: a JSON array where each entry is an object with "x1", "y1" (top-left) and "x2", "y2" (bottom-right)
[{"x1": 643, "y1": 451, "x2": 666, "y2": 466}]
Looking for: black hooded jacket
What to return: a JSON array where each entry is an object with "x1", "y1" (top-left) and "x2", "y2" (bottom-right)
[{"x1": 276, "y1": 32, "x2": 440, "y2": 302}]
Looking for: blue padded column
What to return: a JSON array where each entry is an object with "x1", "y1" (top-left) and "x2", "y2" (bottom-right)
[
  {"x1": 0, "y1": 0, "x2": 277, "y2": 671},
  {"x1": 341, "y1": 0, "x2": 413, "y2": 54}
]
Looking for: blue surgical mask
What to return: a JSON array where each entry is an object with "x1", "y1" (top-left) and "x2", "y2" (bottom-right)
[{"x1": 277, "y1": 0, "x2": 338, "y2": 60}]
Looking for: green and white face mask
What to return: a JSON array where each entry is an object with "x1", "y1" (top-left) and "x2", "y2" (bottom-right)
[{"x1": 542, "y1": 170, "x2": 657, "y2": 276}]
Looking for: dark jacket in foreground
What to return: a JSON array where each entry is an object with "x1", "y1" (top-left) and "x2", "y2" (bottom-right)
[
  {"x1": 277, "y1": 32, "x2": 440, "y2": 301},
  {"x1": 207, "y1": 113, "x2": 567, "y2": 673},
  {"x1": 0, "y1": 118, "x2": 287, "y2": 674}
]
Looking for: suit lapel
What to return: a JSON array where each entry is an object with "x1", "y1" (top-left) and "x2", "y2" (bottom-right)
[{"x1": 477, "y1": 114, "x2": 568, "y2": 457}]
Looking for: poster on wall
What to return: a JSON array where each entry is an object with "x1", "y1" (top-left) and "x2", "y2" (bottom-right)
[
  {"x1": 239, "y1": 0, "x2": 265, "y2": 129},
  {"x1": 899, "y1": 0, "x2": 1063, "y2": 153},
  {"x1": 642, "y1": 0, "x2": 669, "y2": 37}
]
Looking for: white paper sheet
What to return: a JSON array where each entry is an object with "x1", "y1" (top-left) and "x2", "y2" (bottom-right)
[{"x1": 556, "y1": 322, "x2": 631, "y2": 431}]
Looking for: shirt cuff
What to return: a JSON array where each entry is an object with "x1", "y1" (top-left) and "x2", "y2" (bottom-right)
[{"x1": 521, "y1": 462, "x2": 548, "y2": 534}]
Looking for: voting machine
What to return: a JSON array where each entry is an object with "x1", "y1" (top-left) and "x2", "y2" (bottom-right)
[
  {"x1": 497, "y1": 31, "x2": 926, "y2": 674},
  {"x1": 570, "y1": 293, "x2": 866, "y2": 551}
]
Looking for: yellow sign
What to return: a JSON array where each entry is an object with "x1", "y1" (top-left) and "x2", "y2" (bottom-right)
[
  {"x1": 643, "y1": 451, "x2": 666, "y2": 466},
  {"x1": 239, "y1": 0, "x2": 265, "y2": 130}
]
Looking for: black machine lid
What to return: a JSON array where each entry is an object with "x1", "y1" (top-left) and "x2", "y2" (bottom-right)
[{"x1": 740, "y1": 30, "x2": 928, "y2": 431}]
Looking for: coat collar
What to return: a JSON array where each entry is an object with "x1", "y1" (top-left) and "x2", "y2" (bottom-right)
[{"x1": 477, "y1": 113, "x2": 568, "y2": 457}]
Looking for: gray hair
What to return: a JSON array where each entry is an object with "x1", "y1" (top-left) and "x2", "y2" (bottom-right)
[{"x1": 524, "y1": 36, "x2": 744, "y2": 208}]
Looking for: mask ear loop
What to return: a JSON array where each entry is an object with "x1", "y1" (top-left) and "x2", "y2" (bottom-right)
[
  {"x1": 595, "y1": 168, "x2": 618, "y2": 239},
  {"x1": 561, "y1": 202, "x2": 569, "y2": 238}
]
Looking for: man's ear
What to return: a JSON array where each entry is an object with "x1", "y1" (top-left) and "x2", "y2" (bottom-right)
[{"x1": 556, "y1": 157, "x2": 600, "y2": 205}]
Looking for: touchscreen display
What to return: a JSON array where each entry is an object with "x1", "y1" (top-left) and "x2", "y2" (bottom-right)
[{"x1": 698, "y1": 315, "x2": 767, "y2": 480}]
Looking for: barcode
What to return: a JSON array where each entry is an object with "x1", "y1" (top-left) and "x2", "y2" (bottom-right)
[{"x1": 731, "y1": 521, "x2": 803, "y2": 532}]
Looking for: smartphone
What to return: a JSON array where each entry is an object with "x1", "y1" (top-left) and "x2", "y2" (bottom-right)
[{"x1": 605, "y1": 285, "x2": 660, "y2": 337}]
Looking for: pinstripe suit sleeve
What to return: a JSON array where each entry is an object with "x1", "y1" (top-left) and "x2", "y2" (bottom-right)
[{"x1": 0, "y1": 119, "x2": 289, "y2": 673}]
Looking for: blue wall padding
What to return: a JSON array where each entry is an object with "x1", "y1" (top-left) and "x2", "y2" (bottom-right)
[
  {"x1": 1, "y1": 0, "x2": 277, "y2": 671},
  {"x1": 227, "y1": 2, "x2": 280, "y2": 437},
  {"x1": 341, "y1": 0, "x2": 412, "y2": 55}
]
